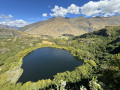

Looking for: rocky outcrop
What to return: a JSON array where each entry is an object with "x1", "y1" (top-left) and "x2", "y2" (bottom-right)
[
  {"x1": 6, "y1": 59, "x2": 23, "y2": 84},
  {"x1": 7, "y1": 66, "x2": 23, "y2": 83}
]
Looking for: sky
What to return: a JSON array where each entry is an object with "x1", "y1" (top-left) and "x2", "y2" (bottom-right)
[{"x1": 0, "y1": 0, "x2": 120, "y2": 27}]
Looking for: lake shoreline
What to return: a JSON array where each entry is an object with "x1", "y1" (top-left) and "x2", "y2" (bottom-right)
[{"x1": 7, "y1": 44, "x2": 83, "y2": 84}]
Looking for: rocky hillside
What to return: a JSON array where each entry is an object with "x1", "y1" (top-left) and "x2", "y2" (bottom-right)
[
  {"x1": 19, "y1": 15, "x2": 120, "y2": 37},
  {"x1": 21, "y1": 17, "x2": 87, "y2": 37}
]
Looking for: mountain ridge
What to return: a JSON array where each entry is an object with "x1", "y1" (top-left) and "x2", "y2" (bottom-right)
[{"x1": 18, "y1": 15, "x2": 120, "y2": 37}]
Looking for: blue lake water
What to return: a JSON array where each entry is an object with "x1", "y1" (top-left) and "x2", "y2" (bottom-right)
[{"x1": 17, "y1": 47, "x2": 82, "y2": 83}]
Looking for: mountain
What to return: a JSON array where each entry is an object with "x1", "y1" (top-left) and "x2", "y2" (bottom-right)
[
  {"x1": 0, "y1": 24, "x2": 19, "y2": 30},
  {"x1": 0, "y1": 28, "x2": 28, "y2": 38},
  {"x1": 19, "y1": 15, "x2": 120, "y2": 37},
  {"x1": 20, "y1": 17, "x2": 87, "y2": 37}
]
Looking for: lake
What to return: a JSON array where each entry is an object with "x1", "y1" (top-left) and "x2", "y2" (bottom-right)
[{"x1": 17, "y1": 47, "x2": 82, "y2": 83}]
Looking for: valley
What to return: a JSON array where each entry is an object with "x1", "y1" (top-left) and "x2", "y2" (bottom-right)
[
  {"x1": 0, "y1": 23, "x2": 120, "y2": 89},
  {"x1": 1, "y1": 0, "x2": 120, "y2": 89}
]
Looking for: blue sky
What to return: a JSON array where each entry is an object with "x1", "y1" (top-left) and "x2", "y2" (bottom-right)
[{"x1": 0, "y1": 0, "x2": 120, "y2": 27}]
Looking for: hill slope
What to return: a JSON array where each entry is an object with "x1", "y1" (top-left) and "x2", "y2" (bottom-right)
[
  {"x1": 0, "y1": 28, "x2": 29, "y2": 38},
  {"x1": 21, "y1": 17, "x2": 87, "y2": 37},
  {"x1": 20, "y1": 15, "x2": 120, "y2": 37}
]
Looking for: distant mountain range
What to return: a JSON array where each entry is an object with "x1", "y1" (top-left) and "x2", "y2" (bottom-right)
[
  {"x1": 0, "y1": 28, "x2": 28, "y2": 38},
  {"x1": 1, "y1": 15, "x2": 120, "y2": 38},
  {"x1": 0, "y1": 24, "x2": 19, "y2": 30}
]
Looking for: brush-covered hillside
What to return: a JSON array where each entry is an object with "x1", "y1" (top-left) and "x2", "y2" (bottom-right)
[{"x1": 0, "y1": 25, "x2": 120, "y2": 90}]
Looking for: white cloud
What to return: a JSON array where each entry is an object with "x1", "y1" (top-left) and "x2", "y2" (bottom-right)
[
  {"x1": 50, "y1": 6, "x2": 67, "y2": 17},
  {"x1": 68, "y1": 4, "x2": 80, "y2": 14},
  {"x1": 50, "y1": 4, "x2": 80, "y2": 17},
  {"x1": 42, "y1": 13, "x2": 48, "y2": 17},
  {"x1": 0, "y1": 14, "x2": 13, "y2": 19},
  {"x1": 0, "y1": 19, "x2": 29, "y2": 27},
  {"x1": 0, "y1": 14, "x2": 29, "y2": 27},
  {"x1": 80, "y1": 0, "x2": 120, "y2": 17},
  {"x1": 50, "y1": 0, "x2": 120, "y2": 17}
]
